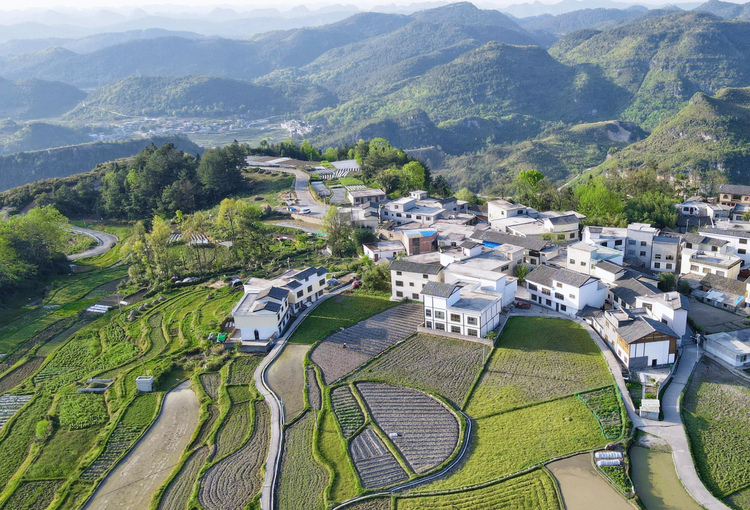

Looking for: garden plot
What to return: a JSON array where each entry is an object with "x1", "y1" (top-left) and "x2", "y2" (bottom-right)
[
  {"x1": 349, "y1": 426, "x2": 408, "y2": 489},
  {"x1": 267, "y1": 344, "x2": 309, "y2": 423},
  {"x1": 340, "y1": 497, "x2": 392, "y2": 510},
  {"x1": 199, "y1": 372, "x2": 220, "y2": 401},
  {"x1": 0, "y1": 357, "x2": 44, "y2": 393},
  {"x1": 199, "y1": 402, "x2": 270, "y2": 510},
  {"x1": 214, "y1": 388, "x2": 253, "y2": 460},
  {"x1": 276, "y1": 411, "x2": 328, "y2": 510},
  {"x1": 311, "y1": 303, "x2": 423, "y2": 384},
  {"x1": 0, "y1": 479, "x2": 64, "y2": 510},
  {"x1": 398, "y1": 469, "x2": 561, "y2": 510},
  {"x1": 578, "y1": 386, "x2": 623, "y2": 440},
  {"x1": 356, "y1": 383, "x2": 459, "y2": 474},
  {"x1": 227, "y1": 355, "x2": 262, "y2": 384},
  {"x1": 346, "y1": 334, "x2": 486, "y2": 407},
  {"x1": 467, "y1": 317, "x2": 611, "y2": 417},
  {"x1": 331, "y1": 386, "x2": 365, "y2": 438},
  {"x1": 193, "y1": 403, "x2": 219, "y2": 447},
  {"x1": 683, "y1": 358, "x2": 750, "y2": 499},
  {"x1": 0, "y1": 393, "x2": 31, "y2": 429},
  {"x1": 159, "y1": 446, "x2": 209, "y2": 510},
  {"x1": 308, "y1": 366, "x2": 322, "y2": 410}
]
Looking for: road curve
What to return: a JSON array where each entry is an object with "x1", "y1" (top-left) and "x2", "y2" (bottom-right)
[
  {"x1": 255, "y1": 166, "x2": 327, "y2": 219},
  {"x1": 255, "y1": 284, "x2": 352, "y2": 510},
  {"x1": 68, "y1": 226, "x2": 119, "y2": 261}
]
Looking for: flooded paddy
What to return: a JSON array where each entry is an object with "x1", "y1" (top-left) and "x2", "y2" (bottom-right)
[
  {"x1": 267, "y1": 343, "x2": 310, "y2": 424},
  {"x1": 630, "y1": 446, "x2": 702, "y2": 510},
  {"x1": 547, "y1": 454, "x2": 633, "y2": 510}
]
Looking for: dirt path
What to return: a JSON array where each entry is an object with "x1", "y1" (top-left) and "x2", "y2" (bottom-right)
[
  {"x1": 547, "y1": 454, "x2": 632, "y2": 510},
  {"x1": 266, "y1": 344, "x2": 310, "y2": 424},
  {"x1": 84, "y1": 381, "x2": 199, "y2": 510}
]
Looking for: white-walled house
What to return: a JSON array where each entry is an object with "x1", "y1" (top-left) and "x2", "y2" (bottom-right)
[
  {"x1": 443, "y1": 256, "x2": 517, "y2": 309},
  {"x1": 680, "y1": 233, "x2": 741, "y2": 279},
  {"x1": 636, "y1": 292, "x2": 689, "y2": 338},
  {"x1": 650, "y1": 236, "x2": 679, "y2": 273},
  {"x1": 421, "y1": 281, "x2": 502, "y2": 338},
  {"x1": 699, "y1": 227, "x2": 750, "y2": 268},
  {"x1": 582, "y1": 226, "x2": 627, "y2": 251},
  {"x1": 362, "y1": 240, "x2": 405, "y2": 262},
  {"x1": 348, "y1": 188, "x2": 387, "y2": 206},
  {"x1": 704, "y1": 329, "x2": 750, "y2": 368},
  {"x1": 525, "y1": 265, "x2": 608, "y2": 316},
  {"x1": 567, "y1": 241, "x2": 624, "y2": 275},
  {"x1": 599, "y1": 308, "x2": 678, "y2": 368},
  {"x1": 625, "y1": 223, "x2": 659, "y2": 266},
  {"x1": 389, "y1": 259, "x2": 444, "y2": 301}
]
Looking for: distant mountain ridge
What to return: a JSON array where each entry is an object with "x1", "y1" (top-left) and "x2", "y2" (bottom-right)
[
  {"x1": 0, "y1": 77, "x2": 85, "y2": 119},
  {"x1": 694, "y1": 0, "x2": 750, "y2": 19}
]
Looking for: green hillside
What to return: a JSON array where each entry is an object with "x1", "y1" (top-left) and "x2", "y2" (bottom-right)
[
  {"x1": 695, "y1": 0, "x2": 750, "y2": 20},
  {"x1": 65, "y1": 75, "x2": 336, "y2": 119},
  {"x1": 520, "y1": 7, "x2": 647, "y2": 36},
  {"x1": 596, "y1": 87, "x2": 750, "y2": 183},
  {"x1": 551, "y1": 11, "x2": 750, "y2": 129},
  {"x1": 438, "y1": 120, "x2": 646, "y2": 192},
  {"x1": 0, "y1": 77, "x2": 84, "y2": 119},
  {"x1": 0, "y1": 120, "x2": 90, "y2": 155}
]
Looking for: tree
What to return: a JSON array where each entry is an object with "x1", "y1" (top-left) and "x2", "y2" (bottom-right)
[
  {"x1": 678, "y1": 280, "x2": 692, "y2": 295},
  {"x1": 197, "y1": 148, "x2": 242, "y2": 202},
  {"x1": 430, "y1": 175, "x2": 452, "y2": 198},
  {"x1": 658, "y1": 272, "x2": 676, "y2": 292},
  {"x1": 514, "y1": 264, "x2": 529, "y2": 283},
  {"x1": 361, "y1": 262, "x2": 391, "y2": 293},
  {"x1": 624, "y1": 192, "x2": 678, "y2": 228},
  {"x1": 146, "y1": 215, "x2": 174, "y2": 282},
  {"x1": 353, "y1": 229, "x2": 377, "y2": 254},
  {"x1": 514, "y1": 170, "x2": 545, "y2": 208},
  {"x1": 401, "y1": 161, "x2": 427, "y2": 190},
  {"x1": 323, "y1": 206, "x2": 353, "y2": 257},
  {"x1": 454, "y1": 187, "x2": 479, "y2": 206},
  {"x1": 574, "y1": 178, "x2": 624, "y2": 220}
]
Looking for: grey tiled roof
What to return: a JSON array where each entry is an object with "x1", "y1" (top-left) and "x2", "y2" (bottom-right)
[
  {"x1": 653, "y1": 235, "x2": 680, "y2": 244},
  {"x1": 257, "y1": 286, "x2": 289, "y2": 301},
  {"x1": 610, "y1": 277, "x2": 660, "y2": 307},
  {"x1": 254, "y1": 301, "x2": 281, "y2": 312},
  {"x1": 389, "y1": 259, "x2": 443, "y2": 275},
  {"x1": 471, "y1": 228, "x2": 549, "y2": 251},
  {"x1": 460, "y1": 240, "x2": 481, "y2": 249},
  {"x1": 292, "y1": 267, "x2": 328, "y2": 281},
  {"x1": 617, "y1": 311, "x2": 679, "y2": 344},
  {"x1": 595, "y1": 260, "x2": 625, "y2": 274},
  {"x1": 526, "y1": 265, "x2": 594, "y2": 288},
  {"x1": 682, "y1": 233, "x2": 728, "y2": 247},
  {"x1": 700, "y1": 273, "x2": 747, "y2": 298},
  {"x1": 546, "y1": 214, "x2": 578, "y2": 225},
  {"x1": 720, "y1": 184, "x2": 750, "y2": 196},
  {"x1": 420, "y1": 281, "x2": 459, "y2": 298},
  {"x1": 701, "y1": 227, "x2": 750, "y2": 239}
]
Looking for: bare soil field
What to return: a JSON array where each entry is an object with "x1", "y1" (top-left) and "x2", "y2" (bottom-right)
[
  {"x1": 199, "y1": 372, "x2": 220, "y2": 401},
  {"x1": 357, "y1": 382, "x2": 459, "y2": 474},
  {"x1": 0, "y1": 357, "x2": 44, "y2": 393},
  {"x1": 199, "y1": 402, "x2": 270, "y2": 510},
  {"x1": 349, "y1": 426, "x2": 408, "y2": 489},
  {"x1": 311, "y1": 304, "x2": 423, "y2": 385},
  {"x1": 158, "y1": 446, "x2": 209, "y2": 510},
  {"x1": 83, "y1": 381, "x2": 199, "y2": 510},
  {"x1": 267, "y1": 344, "x2": 310, "y2": 423},
  {"x1": 308, "y1": 366, "x2": 322, "y2": 411},
  {"x1": 347, "y1": 334, "x2": 486, "y2": 407},
  {"x1": 331, "y1": 386, "x2": 365, "y2": 438},
  {"x1": 547, "y1": 454, "x2": 632, "y2": 510},
  {"x1": 214, "y1": 390, "x2": 252, "y2": 460}
]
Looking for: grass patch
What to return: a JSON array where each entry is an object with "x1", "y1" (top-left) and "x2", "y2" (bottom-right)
[
  {"x1": 58, "y1": 394, "x2": 109, "y2": 430},
  {"x1": 599, "y1": 464, "x2": 633, "y2": 495},
  {"x1": 425, "y1": 396, "x2": 607, "y2": 491},
  {"x1": 399, "y1": 469, "x2": 561, "y2": 509},
  {"x1": 24, "y1": 426, "x2": 102, "y2": 479},
  {"x1": 467, "y1": 317, "x2": 611, "y2": 417},
  {"x1": 44, "y1": 266, "x2": 128, "y2": 306},
  {"x1": 0, "y1": 313, "x2": 64, "y2": 356},
  {"x1": 277, "y1": 411, "x2": 328, "y2": 509},
  {"x1": 337, "y1": 177, "x2": 365, "y2": 187},
  {"x1": 317, "y1": 406, "x2": 359, "y2": 504},
  {"x1": 121, "y1": 393, "x2": 159, "y2": 428},
  {"x1": 288, "y1": 292, "x2": 397, "y2": 345}
]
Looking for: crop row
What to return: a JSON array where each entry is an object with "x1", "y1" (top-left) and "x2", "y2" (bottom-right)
[
  {"x1": 0, "y1": 394, "x2": 32, "y2": 430},
  {"x1": 578, "y1": 386, "x2": 623, "y2": 439},
  {"x1": 80, "y1": 424, "x2": 143, "y2": 480},
  {"x1": 58, "y1": 394, "x2": 109, "y2": 430},
  {"x1": 276, "y1": 411, "x2": 328, "y2": 510},
  {"x1": 349, "y1": 426, "x2": 407, "y2": 489},
  {"x1": 214, "y1": 398, "x2": 252, "y2": 460},
  {"x1": 0, "y1": 394, "x2": 53, "y2": 489},
  {"x1": 199, "y1": 372, "x2": 221, "y2": 402},
  {"x1": 227, "y1": 356, "x2": 261, "y2": 385},
  {"x1": 101, "y1": 323, "x2": 126, "y2": 346},
  {"x1": 331, "y1": 386, "x2": 364, "y2": 438},
  {"x1": 357, "y1": 382, "x2": 459, "y2": 474},
  {"x1": 0, "y1": 479, "x2": 64, "y2": 510},
  {"x1": 158, "y1": 446, "x2": 210, "y2": 510},
  {"x1": 199, "y1": 402, "x2": 270, "y2": 510}
]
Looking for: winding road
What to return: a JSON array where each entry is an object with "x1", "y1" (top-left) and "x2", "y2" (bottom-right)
[
  {"x1": 254, "y1": 166, "x2": 327, "y2": 219},
  {"x1": 68, "y1": 226, "x2": 119, "y2": 261}
]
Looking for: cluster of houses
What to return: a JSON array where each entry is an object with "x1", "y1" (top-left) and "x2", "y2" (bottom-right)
[{"x1": 229, "y1": 181, "x2": 750, "y2": 371}]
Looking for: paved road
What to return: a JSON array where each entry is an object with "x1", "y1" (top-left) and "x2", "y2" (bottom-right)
[
  {"x1": 259, "y1": 166, "x2": 327, "y2": 219},
  {"x1": 255, "y1": 284, "x2": 352, "y2": 510},
  {"x1": 68, "y1": 226, "x2": 118, "y2": 261}
]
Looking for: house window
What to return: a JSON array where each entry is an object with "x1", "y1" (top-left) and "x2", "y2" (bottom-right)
[
  {"x1": 416, "y1": 215, "x2": 422, "y2": 220},
  {"x1": 406, "y1": 214, "x2": 412, "y2": 219},
  {"x1": 435, "y1": 323, "x2": 445, "y2": 331},
  {"x1": 555, "y1": 293, "x2": 564, "y2": 300},
  {"x1": 640, "y1": 241, "x2": 647, "y2": 246},
  {"x1": 451, "y1": 326, "x2": 461, "y2": 334},
  {"x1": 423, "y1": 274, "x2": 429, "y2": 279},
  {"x1": 528, "y1": 284, "x2": 538, "y2": 291},
  {"x1": 556, "y1": 283, "x2": 562, "y2": 288},
  {"x1": 703, "y1": 267, "x2": 711, "y2": 274},
  {"x1": 570, "y1": 259, "x2": 576, "y2": 265},
  {"x1": 667, "y1": 255, "x2": 674, "y2": 260},
  {"x1": 426, "y1": 321, "x2": 432, "y2": 328},
  {"x1": 741, "y1": 239, "x2": 748, "y2": 245},
  {"x1": 558, "y1": 234, "x2": 566, "y2": 240},
  {"x1": 307, "y1": 285, "x2": 313, "y2": 293},
  {"x1": 741, "y1": 355, "x2": 747, "y2": 362},
  {"x1": 666, "y1": 263, "x2": 673, "y2": 269},
  {"x1": 628, "y1": 240, "x2": 636, "y2": 245},
  {"x1": 501, "y1": 265, "x2": 509, "y2": 271},
  {"x1": 712, "y1": 246, "x2": 718, "y2": 252},
  {"x1": 412, "y1": 293, "x2": 419, "y2": 299},
  {"x1": 531, "y1": 294, "x2": 538, "y2": 302},
  {"x1": 396, "y1": 291, "x2": 403, "y2": 297},
  {"x1": 654, "y1": 262, "x2": 661, "y2": 268},
  {"x1": 467, "y1": 317, "x2": 478, "y2": 326},
  {"x1": 569, "y1": 294, "x2": 575, "y2": 299},
  {"x1": 296, "y1": 290, "x2": 303, "y2": 298},
  {"x1": 542, "y1": 289, "x2": 551, "y2": 296},
  {"x1": 654, "y1": 254, "x2": 661, "y2": 259},
  {"x1": 581, "y1": 261, "x2": 586, "y2": 266},
  {"x1": 741, "y1": 249, "x2": 747, "y2": 255},
  {"x1": 686, "y1": 242, "x2": 693, "y2": 249},
  {"x1": 426, "y1": 309, "x2": 432, "y2": 317},
  {"x1": 450, "y1": 314, "x2": 461, "y2": 323},
  {"x1": 545, "y1": 299, "x2": 552, "y2": 306},
  {"x1": 396, "y1": 281, "x2": 404, "y2": 287},
  {"x1": 570, "y1": 233, "x2": 576, "y2": 238},
  {"x1": 397, "y1": 271, "x2": 402, "y2": 276},
  {"x1": 628, "y1": 250, "x2": 635, "y2": 255},
  {"x1": 396, "y1": 213, "x2": 402, "y2": 217},
  {"x1": 690, "y1": 265, "x2": 699, "y2": 272},
  {"x1": 435, "y1": 311, "x2": 445, "y2": 319},
  {"x1": 467, "y1": 329, "x2": 478, "y2": 337},
  {"x1": 560, "y1": 305, "x2": 567, "y2": 311},
  {"x1": 640, "y1": 251, "x2": 646, "y2": 257},
  {"x1": 717, "y1": 270, "x2": 725, "y2": 277},
  {"x1": 409, "y1": 282, "x2": 414, "y2": 287},
  {"x1": 615, "y1": 240, "x2": 623, "y2": 246},
  {"x1": 320, "y1": 280, "x2": 326, "y2": 287}
]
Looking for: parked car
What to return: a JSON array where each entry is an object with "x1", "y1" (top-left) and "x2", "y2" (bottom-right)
[
  {"x1": 621, "y1": 368, "x2": 631, "y2": 382},
  {"x1": 352, "y1": 280, "x2": 362, "y2": 289},
  {"x1": 299, "y1": 208, "x2": 311, "y2": 214},
  {"x1": 515, "y1": 300, "x2": 531, "y2": 309}
]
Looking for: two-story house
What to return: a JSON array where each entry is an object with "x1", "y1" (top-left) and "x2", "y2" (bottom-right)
[
  {"x1": 625, "y1": 223, "x2": 659, "y2": 266},
  {"x1": 525, "y1": 265, "x2": 608, "y2": 316},
  {"x1": 599, "y1": 308, "x2": 679, "y2": 368},
  {"x1": 421, "y1": 281, "x2": 502, "y2": 338},
  {"x1": 650, "y1": 236, "x2": 680, "y2": 273},
  {"x1": 389, "y1": 259, "x2": 444, "y2": 301},
  {"x1": 719, "y1": 183, "x2": 750, "y2": 207},
  {"x1": 567, "y1": 241, "x2": 624, "y2": 276},
  {"x1": 680, "y1": 233, "x2": 742, "y2": 279}
]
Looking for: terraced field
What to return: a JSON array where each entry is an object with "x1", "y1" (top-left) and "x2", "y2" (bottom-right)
[
  {"x1": 227, "y1": 355, "x2": 262, "y2": 385},
  {"x1": 331, "y1": 386, "x2": 365, "y2": 438},
  {"x1": 308, "y1": 366, "x2": 322, "y2": 410},
  {"x1": 349, "y1": 426, "x2": 408, "y2": 489},
  {"x1": 398, "y1": 469, "x2": 561, "y2": 509},
  {"x1": 310, "y1": 304, "x2": 423, "y2": 384},
  {"x1": 199, "y1": 402, "x2": 270, "y2": 510},
  {"x1": 0, "y1": 357, "x2": 44, "y2": 393},
  {"x1": 159, "y1": 446, "x2": 209, "y2": 510},
  {"x1": 276, "y1": 411, "x2": 328, "y2": 510},
  {"x1": 0, "y1": 394, "x2": 32, "y2": 429},
  {"x1": 341, "y1": 497, "x2": 392, "y2": 510},
  {"x1": 199, "y1": 372, "x2": 221, "y2": 401},
  {"x1": 347, "y1": 334, "x2": 486, "y2": 407},
  {"x1": 0, "y1": 479, "x2": 64, "y2": 510},
  {"x1": 357, "y1": 382, "x2": 459, "y2": 474},
  {"x1": 214, "y1": 387, "x2": 253, "y2": 460}
]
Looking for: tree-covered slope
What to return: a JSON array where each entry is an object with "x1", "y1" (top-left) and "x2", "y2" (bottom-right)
[
  {"x1": 65, "y1": 75, "x2": 336, "y2": 119},
  {"x1": 694, "y1": 0, "x2": 750, "y2": 20},
  {"x1": 519, "y1": 6, "x2": 647, "y2": 36},
  {"x1": 596, "y1": 87, "x2": 750, "y2": 183},
  {"x1": 551, "y1": 11, "x2": 750, "y2": 129},
  {"x1": 0, "y1": 77, "x2": 85, "y2": 119},
  {"x1": 0, "y1": 120, "x2": 90, "y2": 155}
]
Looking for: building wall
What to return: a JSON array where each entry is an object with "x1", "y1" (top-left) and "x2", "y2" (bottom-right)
[
  {"x1": 235, "y1": 312, "x2": 283, "y2": 341},
  {"x1": 626, "y1": 230, "x2": 654, "y2": 266},
  {"x1": 288, "y1": 274, "x2": 327, "y2": 310},
  {"x1": 391, "y1": 269, "x2": 443, "y2": 301},
  {"x1": 568, "y1": 247, "x2": 594, "y2": 275},
  {"x1": 650, "y1": 243, "x2": 679, "y2": 273},
  {"x1": 526, "y1": 279, "x2": 606, "y2": 316},
  {"x1": 705, "y1": 340, "x2": 750, "y2": 367},
  {"x1": 628, "y1": 339, "x2": 675, "y2": 368},
  {"x1": 698, "y1": 232, "x2": 750, "y2": 268},
  {"x1": 423, "y1": 295, "x2": 500, "y2": 338}
]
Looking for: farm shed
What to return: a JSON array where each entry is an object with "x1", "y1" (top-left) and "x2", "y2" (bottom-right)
[{"x1": 704, "y1": 329, "x2": 750, "y2": 368}]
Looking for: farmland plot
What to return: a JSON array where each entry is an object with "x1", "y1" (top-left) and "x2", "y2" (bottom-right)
[
  {"x1": 0, "y1": 357, "x2": 44, "y2": 393},
  {"x1": 227, "y1": 355, "x2": 262, "y2": 385},
  {"x1": 199, "y1": 372, "x2": 220, "y2": 401},
  {"x1": 340, "y1": 497, "x2": 392, "y2": 510},
  {"x1": 0, "y1": 394, "x2": 53, "y2": 489},
  {"x1": 214, "y1": 391, "x2": 253, "y2": 460},
  {"x1": 349, "y1": 427, "x2": 408, "y2": 489},
  {"x1": 193, "y1": 403, "x2": 219, "y2": 446},
  {"x1": 0, "y1": 480, "x2": 64, "y2": 510},
  {"x1": 159, "y1": 446, "x2": 209, "y2": 510},
  {"x1": 357, "y1": 382, "x2": 459, "y2": 474},
  {"x1": 683, "y1": 358, "x2": 750, "y2": 499},
  {"x1": 467, "y1": 317, "x2": 610, "y2": 417},
  {"x1": 578, "y1": 386, "x2": 623, "y2": 440},
  {"x1": 310, "y1": 303, "x2": 423, "y2": 385},
  {"x1": 267, "y1": 344, "x2": 309, "y2": 423},
  {"x1": 347, "y1": 334, "x2": 485, "y2": 407},
  {"x1": 0, "y1": 393, "x2": 31, "y2": 429},
  {"x1": 199, "y1": 402, "x2": 270, "y2": 510},
  {"x1": 308, "y1": 366, "x2": 322, "y2": 410},
  {"x1": 331, "y1": 386, "x2": 365, "y2": 438},
  {"x1": 276, "y1": 411, "x2": 328, "y2": 510},
  {"x1": 398, "y1": 469, "x2": 561, "y2": 510}
]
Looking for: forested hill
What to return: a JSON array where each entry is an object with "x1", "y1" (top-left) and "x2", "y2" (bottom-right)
[
  {"x1": 0, "y1": 77, "x2": 85, "y2": 119},
  {"x1": 695, "y1": 0, "x2": 750, "y2": 20},
  {"x1": 66, "y1": 75, "x2": 337, "y2": 119},
  {"x1": 0, "y1": 135, "x2": 200, "y2": 192},
  {"x1": 595, "y1": 87, "x2": 750, "y2": 183},
  {"x1": 0, "y1": 120, "x2": 90, "y2": 155}
]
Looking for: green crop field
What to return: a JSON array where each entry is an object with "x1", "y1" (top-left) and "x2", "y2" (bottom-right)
[
  {"x1": 398, "y1": 469, "x2": 561, "y2": 509},
  {"x1": 288, "y1": 292, "x2": 397, "y2": 345},
  {"x1": 683, "y1": 359, "x2": 750, "y2": 499},
  {"x1": 318, "y1": 406, "x2": 360, "y2": 504},
  {"x1": 467, "y1": 317, "x2": 611, "y2": 417},
  {"x1": 277, "y1": 411, "x2": 329, "y2": 509}
]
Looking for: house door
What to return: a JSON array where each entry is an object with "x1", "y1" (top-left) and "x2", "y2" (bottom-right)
[
  {"x1": 651, "y1": 359, "x2": 657, "y2": 367},
  {"x1": 254, "y1": 330, "x2": 260, "y2": 340},
  {"x1": 555, "y1": 303, "x2": 559, "y2": 312}
]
